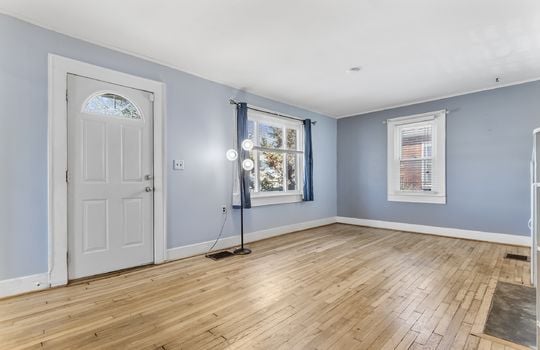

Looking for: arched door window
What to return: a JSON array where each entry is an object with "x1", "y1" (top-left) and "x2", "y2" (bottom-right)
[{"x1": 83, "y1": 92, "x2": 141, "y2": 119}]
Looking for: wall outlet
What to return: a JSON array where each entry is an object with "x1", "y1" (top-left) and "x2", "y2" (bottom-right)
[
  {"x1": 173, "y1": 159, "x2": 184, "y2": 170},
  {"x1": 221, "y1": 205, "x2": 227, "y2": 214}
]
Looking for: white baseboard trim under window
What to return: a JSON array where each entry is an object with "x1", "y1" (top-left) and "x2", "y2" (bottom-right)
[
  {"x1": 167, "y1": 217, "x2": 337, "y2": 261},
  {"x1": 336, "y1": 216, "x2": 531, "y2": 247},
  {"x1": 0, "y1": 273, "x2": 49, "y2": 299}
]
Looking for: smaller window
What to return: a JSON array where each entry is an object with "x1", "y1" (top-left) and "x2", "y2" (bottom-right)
[
  {"x1": 83, "y1": 93, "x2": 141, "y2": 119},
  {"x1": 387, "y1": 110, "x2": 446, "y2": 204}
]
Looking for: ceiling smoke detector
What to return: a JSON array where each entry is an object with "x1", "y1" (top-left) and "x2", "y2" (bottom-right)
[{"x1": 347, "y1": 66, "x2": 362, "y2": 73}]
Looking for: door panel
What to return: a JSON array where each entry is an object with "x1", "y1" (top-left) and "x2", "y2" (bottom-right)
[
  {"x1": 82, "y1": 199, "x2": 109, "y2": 253},
  {"x1": 123, "y1": 198, "x2": 144, "y2": 247},
  {"x1": 83, "y1": 120, "x2": 107, "y2": 182},
  {"x1": 68, "y1": 74, "x2": 154, "y2": 279},
  {"x1": 121, "y1": 126, "x2": 143, "y2": 182}
]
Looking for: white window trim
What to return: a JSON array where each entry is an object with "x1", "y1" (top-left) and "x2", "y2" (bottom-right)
[
  {"x1": 250, "y1": 193, "x2": 304, "y2": 206},
  {"x1": 48, "y1": 54, "x2": 167, "y2": 287},
  {"x1": 387, "y1": 110, "x2": 446, "y2": 204},
  {"x1": 234, "y1": 109, "x2": 304, "y2": 207}
]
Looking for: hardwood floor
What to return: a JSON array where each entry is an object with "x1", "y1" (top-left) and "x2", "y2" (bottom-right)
[{"x1": 0, "y1": 224, "x2": 532, "y2": 349}]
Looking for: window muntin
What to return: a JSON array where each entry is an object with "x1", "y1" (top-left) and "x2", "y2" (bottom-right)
[
  {"x1": 83, "y1": 92, "x2": 141, "y2": 120},
  {"x1": 246, "y1": 110, "x2": 304, "y2": 198},
  {"x1": 387, "y1": 111, "x2": 446, "y2": 204}
]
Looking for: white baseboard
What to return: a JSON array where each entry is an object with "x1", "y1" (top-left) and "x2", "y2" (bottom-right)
[
  {"x1": 167, "y1": 217, "x2": 336, "y2": 261},
  {"x1": 0, "y1": 218, "x2": 335, "y2": 298},
  {"x1": 3, "y1": 216, "x2": 526, "y2": 299},
  {"x1": 0, "y1": 273, "x2": 49, "y2": 299},
  {"x1": 336, "y1": 216, "x2": 531, "y2": 247}
]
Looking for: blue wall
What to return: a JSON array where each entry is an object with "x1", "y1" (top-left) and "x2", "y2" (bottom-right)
[
  {"x1": 338, "y1": 81, "x2": 540, "y2": 237},
  {"x1": 3, "y1": 12, "x2": 538, "y2": 282},
  {"x1": 0, "y1": 14, "x2": 337, "y2": 280}
]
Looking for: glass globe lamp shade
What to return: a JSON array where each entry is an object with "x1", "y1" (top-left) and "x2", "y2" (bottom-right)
[
  {"x1": 242, "y1": 159, "x2": 254, "y2": 171},
  {"x1": 225, "y1": 149, "x2": 238, "y2": 161},
  {"x1": 241, "y1": 139, "x2": 254, "y2": 151}
]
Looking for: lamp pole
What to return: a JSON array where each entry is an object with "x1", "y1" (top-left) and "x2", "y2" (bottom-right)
[
  {"x1": 234, "y1": 160, "x2": 251, "y2": 255},
  {"x1": 226, "y1": 142, "x2": 252, "y2": 255}
]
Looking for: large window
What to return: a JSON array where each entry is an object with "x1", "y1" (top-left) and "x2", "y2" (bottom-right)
[
  {"x1": 246, "y1": 110, "x2": 304, "y2": 206},
  {"x1": 387, "y1": 110, "x2": 446, "y2": 204}
]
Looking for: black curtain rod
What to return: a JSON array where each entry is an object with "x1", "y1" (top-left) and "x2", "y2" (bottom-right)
[{"x1": 229, "y1": 99, "x2": 317, "y2": 125}]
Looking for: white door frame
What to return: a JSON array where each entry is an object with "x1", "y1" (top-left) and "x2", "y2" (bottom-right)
[{"x1": 48, "y1": 54, "x2": 167, "y2": 287}]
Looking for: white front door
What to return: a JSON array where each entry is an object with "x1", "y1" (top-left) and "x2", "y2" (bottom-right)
[{"x1": 67, "y1": 74, "x2": 154, "y2": 279}]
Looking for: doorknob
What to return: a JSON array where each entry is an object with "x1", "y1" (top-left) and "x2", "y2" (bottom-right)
[
  {"x1": 145, "y1": 175, "x2": 153, "y2": 180},
  {"x1": 145, "y1": 186, "x2": 154, "y2": 192}
]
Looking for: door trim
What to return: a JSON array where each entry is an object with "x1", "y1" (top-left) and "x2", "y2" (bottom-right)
[{"x1": 48, "y1": 54, "x2": 167, "y2": 287}]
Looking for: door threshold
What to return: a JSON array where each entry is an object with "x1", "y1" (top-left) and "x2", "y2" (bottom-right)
[{"x1": 68, "y1": 264, "x2": 154, "y2": 285}]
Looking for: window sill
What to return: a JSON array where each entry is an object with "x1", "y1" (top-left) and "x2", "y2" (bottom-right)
[
  {"x1": 388, "y1": 193, "x2": 446, "y2": 204},
  {"x1": 251, "y1": 193, "x2": 303, "y2": 207}
]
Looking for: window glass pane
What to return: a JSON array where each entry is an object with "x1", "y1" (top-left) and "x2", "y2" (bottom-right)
[
  {"x1": 259, "y1": 151, "x2": 284, "y2": 192},
  {"x1": 400, "y1": 159, "x2": 432, "y2": 191},
  {"x1": 423, "y1": 143, "x2": 432, "y2": 157},
  {"x1": 287, "y1": 154, "x2": 297, "y2": 191},
  {"x1": 259, "y1": 124, "x2": 283, "y2": 149},
  {"x1": 84, "y1": 93, "x2": 141, "y2": 119},
  {"x1": 247, "y1": 120, "x2": 255, "y2": 141},
  {"x1": 399, "y1": 123, "x2": 433, "y2": 191},
  {"x1": 400, "y1": 125, "x2": 432, "y2": 160},
  {"x1": 286, "y1": 129, "x2": 297, "y2": 150}
]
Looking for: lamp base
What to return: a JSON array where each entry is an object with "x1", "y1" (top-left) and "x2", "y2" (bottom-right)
[{"x1": 233, "y1": 247, "x2": 252, "y2": 255}]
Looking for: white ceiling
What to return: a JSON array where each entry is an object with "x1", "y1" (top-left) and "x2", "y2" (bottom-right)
[{"x1": 2, "y1": 0, "x2": 540, "y2": 117}]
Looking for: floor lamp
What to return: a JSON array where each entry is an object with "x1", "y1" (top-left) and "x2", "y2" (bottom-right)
[{"x1": 226, "y1": 139, "x2": 254, "y2": 255}]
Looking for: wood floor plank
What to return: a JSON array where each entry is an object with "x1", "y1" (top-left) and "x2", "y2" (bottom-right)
[{"x1": 0, "y1": 224, "x2": 530, "y2": 349}]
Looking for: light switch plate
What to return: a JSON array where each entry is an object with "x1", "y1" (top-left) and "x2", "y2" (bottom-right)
[{"x1": 173, "y1": 160, "x2": 184, "y2": 170}]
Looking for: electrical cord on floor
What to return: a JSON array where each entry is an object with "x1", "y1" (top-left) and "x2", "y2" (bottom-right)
[{"x1": 205, "y1": 209, "x2": 229, "y2": 256}]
